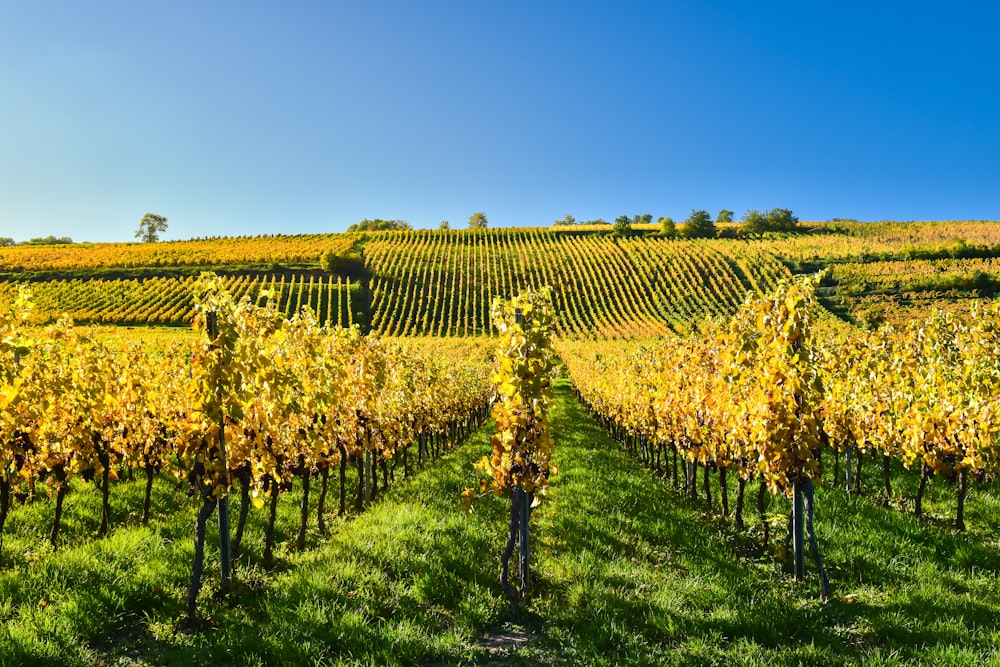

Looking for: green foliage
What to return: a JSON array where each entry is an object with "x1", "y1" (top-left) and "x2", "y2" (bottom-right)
[
  {"x1": 347, "y1": 219, "x2": 411, "y2": 232},
  {"x1": 2, "y1": 382, "x2": 1000, "y2": 665},
  {"x1": 439, "y1": 220, "x2": 450, "y2": 230},
  {"x1": 613, "y1": 215, "x2": 632, "y2": 236},
  {"x1": 716, "y1": 209, "x2": 734, "y2": 223},
  {"x1": 631, "y1": 213, "x2": 653, "y2": 226},
  {"x1": 468, "y1": 212, "x2": 489, "y2": 230},
  {"x1": 136, "y1": 213, "x2": 168, "y2": 243},
  {"x1": 657, "y1": 217, "x2": 676, "y2": 238},
  {"x1": 23, "y1": 235, "x2": 74, "y2": 245},
  {"x1": 319, "y1": 249, "x2": 337, "y2": 272},
  {"x1": 902, "y1": 238, "x2": 1000, "y2": 261},
  {"x1": 741, "y1": 209, "x2": 769, "y2": 236},
  {"x1": 905, "y1": 269, "x2": 1000, "y2": 295},
  {"x1": 740, "y1": 208, "x2": 799, "y2": 236},
  {"x1": 0, "y1": 237, "x2": 14, "y2": 247},
  {"x1": 767, "y1": 208, "x2": 799, "y2": 232},
  {"x1": 860, "y1": 305, "x2": 887, "y2": 330},
  {"x1": 554, "y1": 214, "x2": 576, "y2": 226},
  {"x1": 680, "y1": 209, "x2": 716, "y2": 238}
]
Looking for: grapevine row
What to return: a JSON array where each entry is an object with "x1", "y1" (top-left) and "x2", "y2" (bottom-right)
[
  {"x1": 0, "y1": 233, "x2": 357, "y2": 272},
  {"x1": 560, "y1": 279, "x2": 1000, "y2": 543},
  {"x1": 0, "y1": 273, "x2": 360, "y2": 328},
  {"x1": 364, "y1": 230, "x2": 784, "y2": 338},
  {"x1": 0, "y1": 277, "x2": 492, "y2": 622}
]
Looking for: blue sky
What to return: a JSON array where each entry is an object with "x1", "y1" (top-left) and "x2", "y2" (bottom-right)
[{"x1": 1, "y1": 1, "x2": 998, "y2": 243}]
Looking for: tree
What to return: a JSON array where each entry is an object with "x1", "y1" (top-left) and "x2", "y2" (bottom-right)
[
  {"x1": 0, "y1": 238, "x2": 13, "y2": 247},
  {"x1": 136, "y1": 213, "x2": 168, "y2": 243},
  {"x1": 740, "y1": 208, "x2": 799, "y2": 235},
  {"x1": 319, "y1": 250, "x2": 337, "y2": 272},
  {"x1": 613, "y1": 215, "x2": 632, "y2": 235},
  {"x1": 767, "y1": 208, "x2": 799, "y2": 232},
  {"x1": 439, "y1": 220, "x2": 450, "y2": 230},
  {"x1": 554, "y1": 214, "x2": 576, "y2": 226},
  {"x1": 25, "y1": 236, "x2": 74, "y2": 245},
  {"x1": 658, "y1": 217, "x2": 676, "y2": 238},
  {"x1": 468, "y1": 212, "x2": 488, "y2": 230},
  {"x1": 716, "y1": 209, "x2": 734, "y2": 223},
  {"x1": 631, "y1": 213, "x2": 653, "y2": 226},
  {"x1": 347, "y1": 218, "x2": 411, "y2": 232},
  {"x1": 680, "y1": 209, "x2": 716, "y2": 239},
  {"x1": 740, "y1": 209, "x2": 769, "y2": 236}
]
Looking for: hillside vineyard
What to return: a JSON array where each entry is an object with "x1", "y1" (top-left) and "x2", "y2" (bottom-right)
[
  {"x1": 3, "y1": 229, "x2": 797, "y2": 336},
  {"x1": 3, "y1": 222, "x2": 1000, "y2": 663}
]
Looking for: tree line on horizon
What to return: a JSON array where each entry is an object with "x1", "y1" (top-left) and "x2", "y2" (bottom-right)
[
  {"x1": 1, "y1": 208, "x2": 803, "y2": 248},
  {"x1": 554, "y1": 208, "x2": 800, "y2": 239}
]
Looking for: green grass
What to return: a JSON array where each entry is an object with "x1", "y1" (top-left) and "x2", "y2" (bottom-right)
[{"x1": 2, "y1": 380, "x2": 1000, "y2": 665}]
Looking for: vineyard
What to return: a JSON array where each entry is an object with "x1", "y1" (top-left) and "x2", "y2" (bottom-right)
[
  {"x1": 0, "y1": 234, "x2": 359, "y2": 273},
  {"x1": 6, "y1": 223, "x2": 1000, "y2": 336},
  {"x1": 365, "y1": 231, "x2": 793, "y2": 337},
  {"x1": 2, "y1": 229, "x2": 799, "y2": 336},
  {"x1": 2, "y1": 222, "x2": 1000, "y2": 664},
  {"x1": 0, "y1": 273, "x2": 364, "y2": 328}
]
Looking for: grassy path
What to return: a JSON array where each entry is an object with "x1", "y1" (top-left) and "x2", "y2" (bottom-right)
[{"x1": 2, "y1": 379, "x2": 1000, "y2": 665}]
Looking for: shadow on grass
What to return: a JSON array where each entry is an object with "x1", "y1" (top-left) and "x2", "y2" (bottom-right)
[
  {"x1": 4, "y1": 380, "x2": 1000, "y2": 666},
  {"x1": 527, "y1": 379, "x2": 1000, "y2": 666}
]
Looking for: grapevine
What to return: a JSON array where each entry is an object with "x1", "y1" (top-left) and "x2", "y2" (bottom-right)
[{"x1": 464, "y1": 286, "x2": 557, "y2": 604}]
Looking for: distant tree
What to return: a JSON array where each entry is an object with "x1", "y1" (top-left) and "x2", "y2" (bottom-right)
[
  {"x1": 631, "y1": 213, "x2": 653, "y2": 226},
  {"x1": 0, "y1": 237, "x2": 13, "y2": 247},
  {"x1": 740, "y1": 208, "x2": 799, "y2": 235},
  {"x1": 347, "y1": 218, "x2": 411, "y2": 232},
  {"x1": 658, "y1": 217, "x2": 676, "y2": 238},
  {"x1": 319, "y1": 249, "x2": 337, "y2": 272},
  {"x1": 439, "y1": 220, "x2": 450, "y2": 230},
  {"x1": 25, "y1": 235, "x2": 74, "y2": 245},
  {"x1": 740, "y1": 209, "x2": 769, "y2": 236},
  {"x1": 613, "y1": 215, "x2": 632, "y2": 235},
  {"x1": 716, "y1": 209, "x2": 734, "y2": 223},
  {"x1": 580, "y1": 218, "x2": 610, "y2": 226},
  {"x1": 555, "y1": 214, "x2": 576, "y2": 226},
  {"x1": 136, "y1": 213, "x2": 168, "y2": 243},
  {"x1": 468, "y1": 212, "x2": 488, "y2": 229},
  {"x1": 680, "y1": 209, "x2": 716, "y2": 239},
  {"x1": 767, "y1": 208, "x2": 799, "y2": 232}
]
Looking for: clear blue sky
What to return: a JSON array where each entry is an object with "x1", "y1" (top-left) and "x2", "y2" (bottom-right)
[{"x1": 2, "y1": 1, "x2": 998, "y2": 243}]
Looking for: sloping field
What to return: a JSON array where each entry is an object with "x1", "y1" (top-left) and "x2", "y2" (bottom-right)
[
  {"x1": 3, "y1": 221, "x2": 1000, "y2": 334},
  {"x1": 364, "y1": 230, "x2": 791, "y2": 337},
  {"x1": 0, "y1": 273, "x2": 363, "y2": 327},
  {"x1": 0, "y1": 234, "x2": 357, "y2": 272},
  {"x1": 2, "y1": 380, "x2": 998, "y2": 666}
]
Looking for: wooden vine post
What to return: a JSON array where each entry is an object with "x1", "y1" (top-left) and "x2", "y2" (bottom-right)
[{"x1": 463, "y1": 287, "x2": 556, "y2": 606}]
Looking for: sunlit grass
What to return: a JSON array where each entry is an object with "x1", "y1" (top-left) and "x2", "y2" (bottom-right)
[{"x1": 1, "y1": 380, "x2": 999, "y2": 665}]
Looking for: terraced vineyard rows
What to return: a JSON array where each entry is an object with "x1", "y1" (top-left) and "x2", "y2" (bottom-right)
[
  {"x1": 10, "y1": 223, "x2": 1000, "y2": 335},
  {"x1": 364, "y1": 230, "x2": 792, "y2": 337},
  {"x1": 764, "y1": 220, "x2": 1000, "y2": 264},
  {"x1": 0, "y1": 233, "x2": 357, "y2": 272},
  {"x1": 4, "y1": 223, "x2": 1000, "y2": 665},
  {"x1": 819, "y1": 256, "x2": 1000, "y2": 327},
  {"x1": 829, "y1": 256, "x2": 1000, "y2": 294},
  {"x1": 0, "y1": 273, "x2": 361, "y2": 327}
]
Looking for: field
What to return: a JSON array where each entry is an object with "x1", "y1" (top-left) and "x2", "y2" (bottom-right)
[
  {"x1": 3, "y1": 381, "x2": 1000, "y2": 666},
  {"x1": 2, "y1": 221, "x2": 1000, "y2": 665}
]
